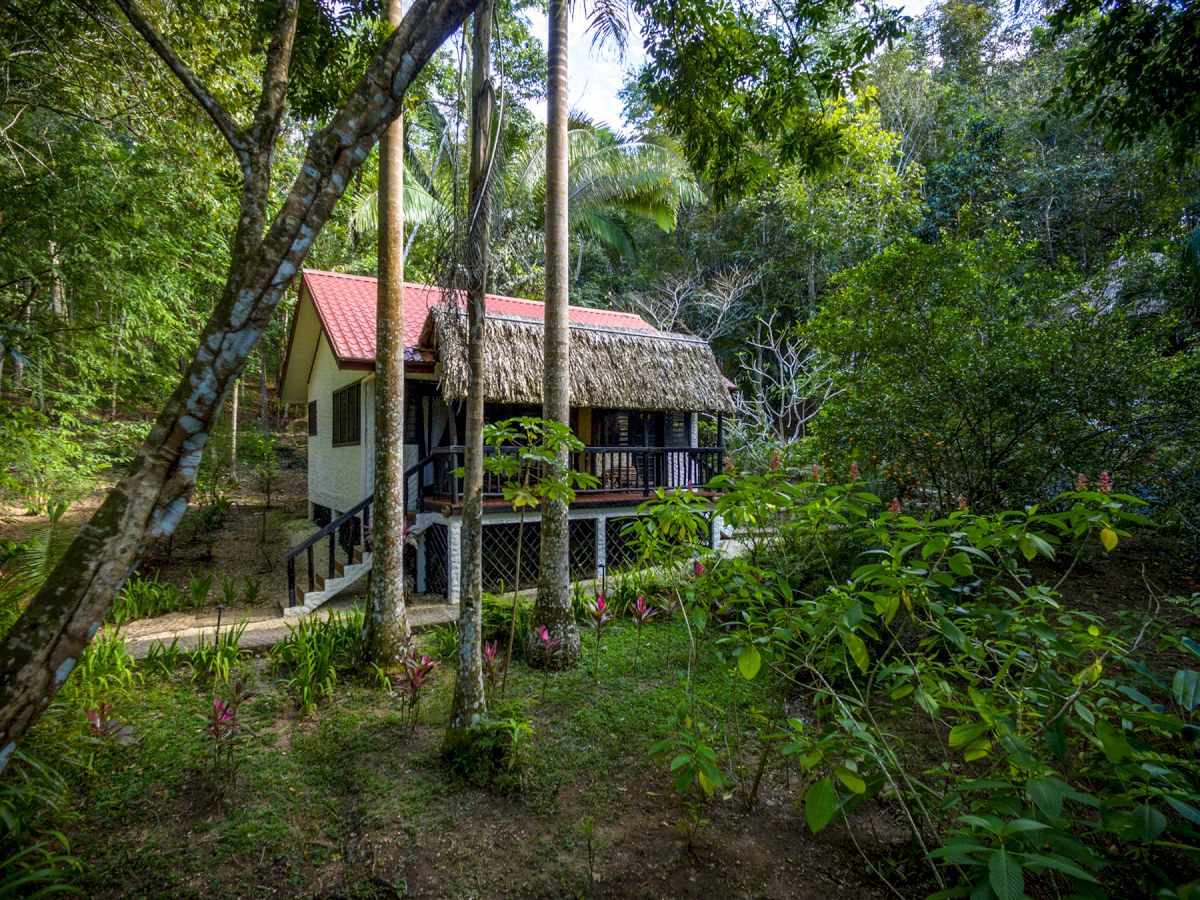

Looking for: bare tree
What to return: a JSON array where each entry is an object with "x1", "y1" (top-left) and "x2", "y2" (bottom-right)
[
  {"x1": 734, "y1": 313, "x2": 844, "y2": 444},
  {"x1": 628, "y1": 267, "x2": 759, "y2": 341},
  {"x1": 0, "y1": 0, "x2": 484, "y2": 771}
]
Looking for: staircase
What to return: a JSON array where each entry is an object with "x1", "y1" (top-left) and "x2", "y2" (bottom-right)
[{"x1": 283, "y1": 495, "x2": 374, "y2": 617}]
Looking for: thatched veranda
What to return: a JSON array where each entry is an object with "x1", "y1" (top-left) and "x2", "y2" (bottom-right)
[{"x1": 428, "y1": 305, "x2": 735, "y2": 414}]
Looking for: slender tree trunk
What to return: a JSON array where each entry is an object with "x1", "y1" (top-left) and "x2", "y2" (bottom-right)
[
  {"x1": 531, "y1": 0, "x2": 580, "y2": 668},
  {"x1": 0, "y1": 0, "x2": 483, "y2": 772},
  {"x1": 259, "y1": 349, "x2": 269, "y2": 430},
  {"x1": 363, "y1": 0, "x2": 413, "y2": 669},
  {"x1": 230, "y1": 379, "x2": 239, "y2": 478},
  {"x1": 445, "y1": 0, "x2": 495, "y2": 751}
]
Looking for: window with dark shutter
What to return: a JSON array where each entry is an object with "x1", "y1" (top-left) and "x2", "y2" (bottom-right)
[
  {"x1": 308, "y1": 401, "x2": 317, "y2": 436},
  {"x1": 665, "y1": 412, "x2": 688, "y2": 447},
  {"x1": 332, "y1": 383, "x2": 361, "y2": 446}
]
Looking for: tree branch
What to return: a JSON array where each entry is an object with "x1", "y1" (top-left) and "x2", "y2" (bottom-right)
[{"x1": 112, "y1": 0, "x2": 250, "y2": 168}]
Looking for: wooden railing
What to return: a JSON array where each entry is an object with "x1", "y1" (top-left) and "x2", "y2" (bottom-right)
[{"x1": 426, "y1": 445, "x2": 725, "y2": 505}]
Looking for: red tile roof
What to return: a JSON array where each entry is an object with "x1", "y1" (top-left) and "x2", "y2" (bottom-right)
[{"x1": 300, "y1": 269, "x2": 658, "y2": 368}]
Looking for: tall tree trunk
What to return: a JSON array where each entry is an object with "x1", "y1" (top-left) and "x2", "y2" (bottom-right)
[
  {"x1": 362, "y1": 0, "x2": 413, "y2": 668},
  {"x1": 0, "y1": 0, "x2": 483, "y2": 772},
  {"x1": 531, "y1": 0, "x2": 581, "y2": 668},
  {"x1": 445, "y1": 0, "x2": 495, "y2": 751}
]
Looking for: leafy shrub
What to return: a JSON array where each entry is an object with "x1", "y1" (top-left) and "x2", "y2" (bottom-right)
[
  {"x1": 661, "y1": 471, "x2": 1200, "y2": 897},
  {"x1": 64, "y1": 631, "x2": 141, "y2": 708},
  {"x1": 0, "y1": 750, "x2": 83, "y2": 894},
  {"x1": 110, "y1": 574, "x2": 189, "y2": 626},
  {"x1": 0, "y1": 502, "x2": 71, "y2": 638},
  {"x1": 189, "y1": 618, "x2": 248, "y2": 684},
  {"x1": 425, "y1": 622, "x2": 459, "y2": 661},
  {"x1": 444, "y1": 702, "x2": 534, "y2": 792},
  {"x1": 0, "y1": 407, "x2": 96, "y2": 512},
  {"x1": 807, "y1": 234, "x2": 1187, "y2": 510},
  {"x1": 270, "y1": 607, "x2": 363, "y2": 715}
]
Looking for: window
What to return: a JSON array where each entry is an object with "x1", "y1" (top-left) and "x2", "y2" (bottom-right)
[
  {"x1": 307, "y1": 401, "x2": 317, "y2": 436},
  {"x1": 332, "y1": 383, "x2": 361, "y2": 446}
]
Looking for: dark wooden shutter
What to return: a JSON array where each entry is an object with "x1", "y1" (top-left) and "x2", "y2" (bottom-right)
[
  {"x1": 307, "y1": 401, "x2": 317, "y2": 436},
  {"x1": 332, "y1": 383, "x2": 361, "y2": 446}
]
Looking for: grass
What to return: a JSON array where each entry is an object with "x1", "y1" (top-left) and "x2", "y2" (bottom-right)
[{"x1": 13, "y1": 615, "x2": 778, "y2": 897}]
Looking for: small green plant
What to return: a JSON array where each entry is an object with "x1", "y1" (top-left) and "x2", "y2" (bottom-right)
[
  {"x1": 242, "y1": 576, "x2": 263, "y2": 606},
  {"x1": 64, "y1": 631, "x2": 141, "y2": 708},
  {"x1": 187, "y1": 571, "x2": 215, "y2": 608},
  {"x1": 444, "y1": 705, "x2": 534, "y2": 791},
  {"x1": 110, "y1": 574, "x2": 188, "y2": 625},
  {"x1": 143, "y1": 637, "x2": 186, "y2": 679},
  {"x1": 0, "y1": 749, "x2": 84, "y2": 894},
  {"x1": 197, "y1": 675, "x2": 250, "y2": 809},
  {"x1": 270, "y1": 607, "x2": 363, "y2": 715},
  {"x1": 648, "y1": 702, "x2": 727, "y2": 854},
  {"x1": 425, "y1": 622, "x2": 459, "y2": 661},
  {"x1": 190, "y1": 617, "x2": 248, "y2": 684},
  {"x1": 219, "y1": 573, "x2": 238, "y2": 607}
]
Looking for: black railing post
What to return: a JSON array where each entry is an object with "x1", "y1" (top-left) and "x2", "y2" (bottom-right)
[
  {"x1": 287, "y1": 558, "x2": 296, "y2": 606},
  {"x1": 307, "y1": 545, "x2": 315, "y2": 591},
  {"x1": 328, "y1": 530, "x2": 336, "y2": 579}
]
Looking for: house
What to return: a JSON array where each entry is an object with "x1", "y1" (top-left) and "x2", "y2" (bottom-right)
[{"x1": 278, "y1": 269, "x2": 735, "y2": 614}]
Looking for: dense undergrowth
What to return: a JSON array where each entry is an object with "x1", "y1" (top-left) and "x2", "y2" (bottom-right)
[{"x1": 2, "y1": 474, "x2": 1197, "y2": 897}]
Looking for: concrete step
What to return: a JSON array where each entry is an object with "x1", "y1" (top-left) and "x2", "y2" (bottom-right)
[{"x1": 284, "y1": 552, "x2": 372, "y2": 618}]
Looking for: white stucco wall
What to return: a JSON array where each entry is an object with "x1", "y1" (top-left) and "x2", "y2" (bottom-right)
[{"x1": 307, "y1": 335, "x2": 369, "y2": 515}]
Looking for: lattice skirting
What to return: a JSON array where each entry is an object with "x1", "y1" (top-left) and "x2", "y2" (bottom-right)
[{"x1": 477, "y1": 518, "x2": 597, "y2": 593}]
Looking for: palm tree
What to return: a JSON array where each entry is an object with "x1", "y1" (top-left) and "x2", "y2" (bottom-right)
[
  {"x1": 530, "y1": 0, "x2": 580, "y2": 668},
  {"x1": 361, "y1": 0, "x2": 411, "y2": 669},
  {"x1": 445, "y1": 0, "x2": 496, "y2": 752},
  {"x1": 507, "y1": 117, "x2": 702, "y2": 265}
]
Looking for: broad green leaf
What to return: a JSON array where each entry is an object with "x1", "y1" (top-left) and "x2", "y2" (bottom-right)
[
  {"x1": 805, "y1": 776, "x2": 839, "y2": 834},
  {"x1": 1172, "y1": 669, "x2": 1199, "y2": 711},
  {"x1": 1130, "y1": 804, "x2": 1167, "y2": 841},
  {"x1": 1027, "y1": 777, "x2": 1071, "y2": 821},
  {"x1": 842, "y1": 631, "x2": 869, "y2": 674},
  {"x1": 737, "y1": 645, "x2": 762, "y2": 680},
  {"x1": 988, "y1": 848, "x2": 1025, "y2": 900},
  {"x1": 834, "y1": 764, "x2": 866, "y2": 794},
  {"x1": 1018, "y1": 852, "x2": 1098, "y2": 883}
]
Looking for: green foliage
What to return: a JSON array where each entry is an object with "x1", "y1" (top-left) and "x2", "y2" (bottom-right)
[
  {"x1": 425, "y1": 622, "x2": 460, "y2": 661},
  {"x1": 0, "y1": 501, "x2": 71, "y2": 638},
  {"x1": 270, "y1": 608, "x2": 364, "y2": 715},
  {"x1": 808, "y1": 233, "x2": 1186, "y2": 509},
  {"x1": 684, "y1": 470, "x2": 1199, "y2": 896},
  {"x1": 0, "y1": 750, "x2": 83, "y2": 895},
  {"x1": 443, "y1": 702, "x2": 535, "y2": 792},
  {"x1": 64, "y1": 632, "x2": 141, "y2": 709},
  {"x1": 189, "y1": 619, "x2": 248, "y2": 685},
  {"x1": 480, "y1": 417, "x2": 600, "y2": 509},
  {"x1": 110, "y1": 574, "x2": 192, "y2": 626},
  {"x1": 0, "y1": 408, "x2": 97, "y2": 512}
]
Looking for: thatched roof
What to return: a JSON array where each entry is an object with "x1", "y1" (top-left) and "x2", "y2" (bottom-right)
[{"x1": 429, "y1": 305, "x2": 735, "y2": 414}]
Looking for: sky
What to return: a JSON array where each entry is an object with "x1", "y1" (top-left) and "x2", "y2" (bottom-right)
[{"x1": 524, "y1": 0, "x2": 932, "y2": 131}]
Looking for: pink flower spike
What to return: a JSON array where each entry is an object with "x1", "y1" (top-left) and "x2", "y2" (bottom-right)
[
  {"x1": 484, "y1": 641, "x2": 496, "y2": 660},
  {"x1": 539, "y1": 626, "x2": 550, "y2": 645},
  {"x1": 694, "y1": 561, "x2": 704, "y2": 577},
  {"x1": 889, "y1": 497, "x2": 901, "y2": 514},
  {"x1": 596, "y1": 594, "x2": 606, "y2": 613},
  {"x1": 1098, "y1": 471, "x2": 1113, "y2": 493},
  {"x1": 811, "y1": 464, "x2": 820, "y2": 481},
  {"x1": 850, "y1": 461, "x2": 860, "y2": 480},
  {"x1": 956, "y1": 494, "x2": 967, "y2": 511},
  {"x1": 1074, "y1": 473, "x2": 1088, "y2": 492}
]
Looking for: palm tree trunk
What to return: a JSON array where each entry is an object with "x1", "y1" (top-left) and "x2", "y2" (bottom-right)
[
  {"x1": 362, "y1": 0, "x2": 413, "y2": 669},
  {"x1": 445, "y1": 0, "x2": 495, "y2": 751},
  {"x1": 532, "y1": 0, "x2": 581, "y2": 668}
]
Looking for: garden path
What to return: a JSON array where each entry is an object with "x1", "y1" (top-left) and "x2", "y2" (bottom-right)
[{"x1": 113, "y1": 599, "x2": 457, "y2": 659}]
